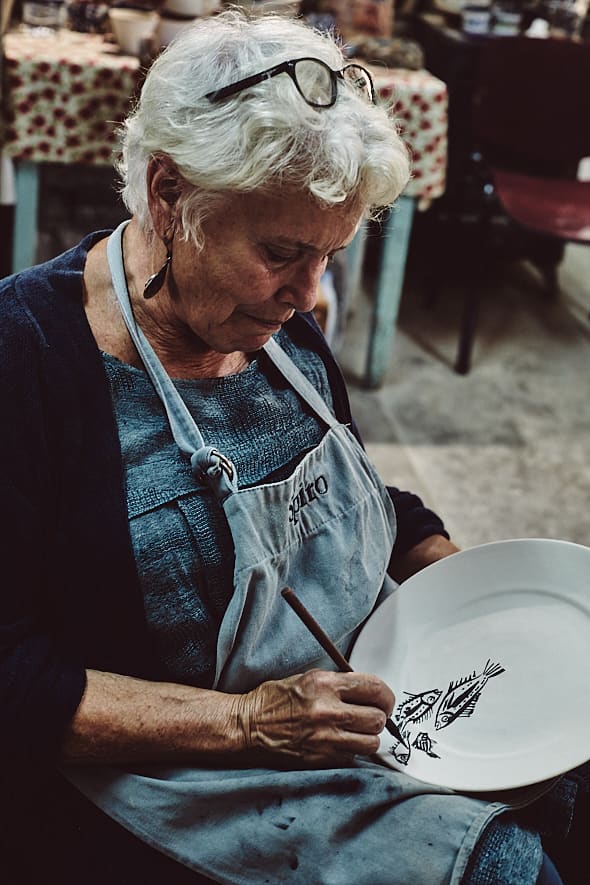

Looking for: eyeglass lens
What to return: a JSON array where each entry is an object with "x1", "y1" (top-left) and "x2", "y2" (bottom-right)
[
  {"x1": 342, "y1": 65, "x2": 375, "y2": 103},
  {"x1": 293, "y1": 59, "x2": 374, "y2": 108},
  {"x1": 293, "y1": 59, "x2": 334, "y2": 107}
]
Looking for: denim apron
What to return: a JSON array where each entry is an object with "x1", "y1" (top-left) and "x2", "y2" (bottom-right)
[{"x1": 63, "y1": 222, "x2": 514, "y2": 884}]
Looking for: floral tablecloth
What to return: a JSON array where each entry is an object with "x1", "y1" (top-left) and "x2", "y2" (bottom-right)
[
  {"x1": 2, "y1": 30, "x2": 143, "y2": 166},
  {"x1": 371, "y1": 65, "x2": 448, "y2": 204},
  {"x1": 2, "y1": 29, "x2": 448, "y2": 202}
]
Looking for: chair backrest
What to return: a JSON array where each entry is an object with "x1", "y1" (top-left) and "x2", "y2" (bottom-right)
[{"x1": 471, "y1": 36, "x2": 590, "y2": 175}]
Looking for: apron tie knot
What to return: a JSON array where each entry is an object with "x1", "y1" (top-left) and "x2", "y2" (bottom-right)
[{"x1": 191, "y1": 446, "x2": 238, "y2": 499}]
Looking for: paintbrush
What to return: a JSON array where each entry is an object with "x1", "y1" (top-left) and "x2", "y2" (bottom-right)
[{"x1": 281, "y1": 587, "x2": 405, "y2": 745}]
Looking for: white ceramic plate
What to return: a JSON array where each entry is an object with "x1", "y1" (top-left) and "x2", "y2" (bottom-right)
[{"x1": 350, "y1": 538, "x2": 590, "y2": 792}]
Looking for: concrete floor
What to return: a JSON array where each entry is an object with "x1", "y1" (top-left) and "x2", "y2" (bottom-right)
[
  {"x1": 31, "y1": 164, "x2": 590, "y2": 553},
  {"x1": 340, "y1": 233, "x2": 590, "y2": 551}
]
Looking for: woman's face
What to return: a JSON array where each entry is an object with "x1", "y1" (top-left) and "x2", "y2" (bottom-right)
[{"x1": 164, "y1": 189, "x2": 363, "y2": 354}]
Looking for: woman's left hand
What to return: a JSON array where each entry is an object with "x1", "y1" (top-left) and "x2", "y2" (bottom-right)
[{"x1": 390, "y1": 534, "x2": 460, "y2": 583}]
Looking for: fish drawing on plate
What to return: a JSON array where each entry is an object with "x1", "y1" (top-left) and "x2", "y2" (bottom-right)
[
  {"x1": 412, "y1": 732, "x2": 440, "y2": 759},
  {"x1": 396, "y1": 688, "x2": 442, "y2": 728},
  {"x1": 389, "y1": 728, "x2": 412, "y2": 765},
  {"x1": 386, "y1": 660, "x2": 506, "y2": 766},
  {"x1": 388, "y1": 687, "x2": 441, "y2": 766},
  {"x1": 435, "y1": 660, "x2": 506, "y2": 731}
]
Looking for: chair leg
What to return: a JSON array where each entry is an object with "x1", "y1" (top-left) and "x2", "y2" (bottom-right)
[
  {"x1": 540, "y1": 261, "x2": 560, "y2": 297},
  {"x1": 530, "y1": 237, "x2": 564, "y2": 297},
  {"x1": 453, "y1": 205, "x2": 496, "y2": 374},
  {"x1": 455, "y1": 287, "x2": 481, "y2": 374}
]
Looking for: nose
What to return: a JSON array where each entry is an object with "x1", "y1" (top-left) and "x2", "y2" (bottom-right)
[{"x1": 277, "y1": 255, "x2": 327, "y2": 313}]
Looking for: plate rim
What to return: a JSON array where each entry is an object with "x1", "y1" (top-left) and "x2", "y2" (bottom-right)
[{"x1": 350, "y1": 538, "x2": 590, "y2": 792}]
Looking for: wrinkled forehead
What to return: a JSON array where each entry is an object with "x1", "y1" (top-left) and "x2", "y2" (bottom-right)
[{"x1": 227, "y1": 188, "x2": 365, "y2": 247}]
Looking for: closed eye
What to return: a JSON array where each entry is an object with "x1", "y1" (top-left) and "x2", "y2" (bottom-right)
[
  {"x1": 263, "y1": 245, "x2": 337, "y2": 267},
  {"x1": 264, "y1": 246, "x2": 299, "y2": 265}
]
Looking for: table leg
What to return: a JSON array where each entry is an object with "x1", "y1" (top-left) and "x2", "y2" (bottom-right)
[
  {"x1": 12, "y1": 161, "x2": 40, "y2": 273},
  {"x1": 364, "y1": 195, "x2": 416, "y2": 388},
  {"x1": 343, "y1": 220, "x2": 367, "y2": 315}
]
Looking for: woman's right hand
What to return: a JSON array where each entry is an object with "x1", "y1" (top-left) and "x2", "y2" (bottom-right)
[
  {"x1": 60, "y1": 668, "x2": 393, "y2": 767},
  {"x1": 233, "y1": 669, "x2": 395, "y2": 765}
]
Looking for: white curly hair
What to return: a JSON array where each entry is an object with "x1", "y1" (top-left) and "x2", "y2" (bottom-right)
[{"x1": 117, "y1": 9, "x2": 411, "y2": 245}]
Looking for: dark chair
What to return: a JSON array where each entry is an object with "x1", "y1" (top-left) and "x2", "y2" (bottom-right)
[{"x1": 454, "y1": 35, "x2": 590, "y2": 373}]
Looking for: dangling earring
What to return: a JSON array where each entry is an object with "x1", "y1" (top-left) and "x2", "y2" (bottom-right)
[{"x1": 143, "y1": 231, "x2": 173, "y2": 299}]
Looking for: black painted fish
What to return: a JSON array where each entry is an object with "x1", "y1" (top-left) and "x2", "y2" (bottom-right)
[
  {"x1": 435, "y1": 660, "x2": 505, "y2": 731},
  {"x1": 412, "y1": 731, "x2": 440, "y2": 759},
  {"x1": 396, "y1": 688, "x2": 442, "y2": 727},
  {"x1": 389, "y1": 731, "x2": 412, "y2": 765}
]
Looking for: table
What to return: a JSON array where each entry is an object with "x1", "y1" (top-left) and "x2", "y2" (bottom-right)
[
  {"x1": 2, "y1": 28, "x2": 448, "y2": 386},
  {"x1": 357, "y1": 62, "x2": 448, "y2": 385},
  {"x1": 2, "y1": 29, "x2": 142, "y2": 271}
]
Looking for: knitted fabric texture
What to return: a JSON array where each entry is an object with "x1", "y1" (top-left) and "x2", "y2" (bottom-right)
[
  {"x1": 103, "y1": 328, "x2": 334, "y2": 687},
  {"x1": 462, "y1": 816, "x2": 543, "y2": 885}
]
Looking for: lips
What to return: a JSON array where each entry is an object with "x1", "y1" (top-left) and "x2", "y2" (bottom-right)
[{"x1": 244, "y1": 313, "x2": 291, "y2": 329}]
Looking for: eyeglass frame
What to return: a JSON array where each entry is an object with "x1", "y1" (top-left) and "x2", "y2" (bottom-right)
[{"x1": 204, "y1": 57, "x2": 376, "y2": 108}]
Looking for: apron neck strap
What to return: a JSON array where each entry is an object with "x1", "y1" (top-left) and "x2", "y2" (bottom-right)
[
  {"x1": 105, "y1": 222, "x2": 339, "y2": 495},
  {"x1": 106, "y1": 220, "x2": 208, "y2": 457},
  {"x1": 107, "y1": 223, "x2": 239, "y2": 499},
  {"x1": 262, "y1": 337, "x2": 339, "y2": 430}
]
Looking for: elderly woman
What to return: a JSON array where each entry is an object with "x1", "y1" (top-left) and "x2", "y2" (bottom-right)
[{"x1": 0, "y1": 10, "x2": 578, "y2": 885}]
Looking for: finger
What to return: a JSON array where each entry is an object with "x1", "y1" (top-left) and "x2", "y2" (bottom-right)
[
  {"x1": 305, "y1": 669, "x2": 393, "y2": 709},
  {"x1": 290, "y1": 671, "x2": 392, "y2": 736},
  {"x1": 284, "y1": 722, "x2": 382, "y2": 760},
  {"x1": 338, "y1": 702, "x2": 388, "y2": 736},
  {"x1": 336, "y1": 672, "x2": 395, "y2": 716},
  {"x1": 309, "y1": 726, "x2": 383, "y2": 758}
]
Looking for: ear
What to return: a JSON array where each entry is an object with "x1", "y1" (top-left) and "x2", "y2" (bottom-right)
[{"x1": 146, "y1": 155, "x2": 182, "y2": 238}]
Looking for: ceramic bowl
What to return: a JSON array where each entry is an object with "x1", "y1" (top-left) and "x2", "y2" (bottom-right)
[
  {"x1": 245, "y1": 0, "x2": 301, "y2": 15},
  {"x1": 108, "y1": 8, "x2": 159, "y2": 56},
  {"x1": 155, "y1": 13, "x2": 199, "y2": 46},
  {"x1": 160, "y1": 0, "x2": 220, "y2": 16}
]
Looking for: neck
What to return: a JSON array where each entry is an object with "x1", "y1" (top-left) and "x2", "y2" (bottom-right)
[
  {"x1": 147, "y1": 344, "x2": 253, "y2": 380},
  {"x1": 120, "y1": 220, "x2": 251, "y2": 380}
]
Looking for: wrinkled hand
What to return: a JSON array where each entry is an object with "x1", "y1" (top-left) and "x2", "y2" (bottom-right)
[{"x1": 234, "y1": 670, "x2": 395, "y2": 765}]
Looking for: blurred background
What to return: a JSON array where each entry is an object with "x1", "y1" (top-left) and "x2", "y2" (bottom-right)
[{"x1": 1, "y1": 0, "x2": 589, "y2": 549}]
